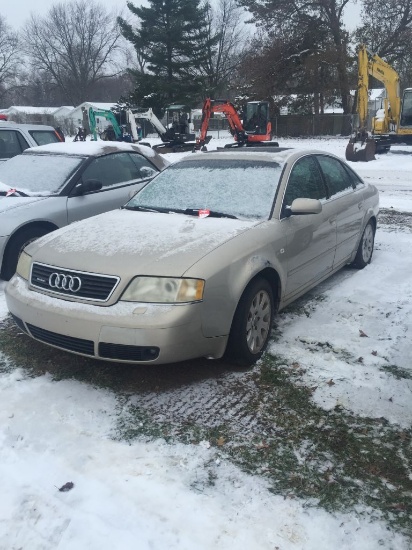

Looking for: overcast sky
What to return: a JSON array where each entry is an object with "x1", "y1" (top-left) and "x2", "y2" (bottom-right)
[
  {"x1": 1, "y1": 0, "x2": 147, "y2": 29},
  {"x1": 3, "y1": 0, "x2": 362, "y2": 31}
]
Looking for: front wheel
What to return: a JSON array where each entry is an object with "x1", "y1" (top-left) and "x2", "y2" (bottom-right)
[
  {"x1": 352, "y1": 220, "x2": 375, "y2": 269},
  {"x1": 225, "y1": 277, "x2": 274, "y2": 367}
]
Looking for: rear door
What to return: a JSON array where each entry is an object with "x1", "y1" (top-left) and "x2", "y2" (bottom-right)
[
  {"x1": 66, "y1": 152, "x2": 159, "y2": 223},
  {"x1": 281, "y1": 155, "x2": 337, "y2": 298},
  {"x1": 315, "y1": 155, "x2": 365, "y2": 268}
]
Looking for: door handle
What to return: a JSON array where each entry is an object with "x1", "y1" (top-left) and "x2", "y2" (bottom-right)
[
  {"x1": 358, "y1": 202, "x2": 364, "y2": 209},
  {"x1": 329, "y1": 216, "x2": 336, "y2": 224}
]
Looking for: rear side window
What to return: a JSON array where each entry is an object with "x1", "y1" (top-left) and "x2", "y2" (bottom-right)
[
  {"x1": 316, "y1": 155, "x2": 354, "y2": 197},
  {"x1": 81, "y1": 152, "x2": 155, "y2": 189},
  {"x1": 343, "y1": 164, "x2": 364, "y2": 188},
  {"x1": 29, "y1": 130, "x2": 61, "y2": 146},
  {"x1": 0, "y1": 130, "x2": 29, "y2": 158}
]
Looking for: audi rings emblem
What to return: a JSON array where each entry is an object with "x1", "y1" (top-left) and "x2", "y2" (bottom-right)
[{"x1": 49, "y1": 272, "x2": 82, "y2": 293}]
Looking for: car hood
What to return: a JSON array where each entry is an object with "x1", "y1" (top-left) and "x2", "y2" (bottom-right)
[
  {"x1": 27, "y1": 208, "x2": 258, "y2": 277},
  {"x1": 0, "y1": 196, "x2": 49, "y2": 214}
]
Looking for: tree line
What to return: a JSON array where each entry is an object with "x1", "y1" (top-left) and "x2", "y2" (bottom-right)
[{"x1": 1, "y1": 0, "x2": 411, "y2": 116}]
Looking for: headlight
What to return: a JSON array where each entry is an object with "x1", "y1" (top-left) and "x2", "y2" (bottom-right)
[
  {"x1": 16, "y1": 251, "x2": 32, "y2": 280},
  {"x1": 121, "y1": 276, "x2": 204, "y2": 303}
]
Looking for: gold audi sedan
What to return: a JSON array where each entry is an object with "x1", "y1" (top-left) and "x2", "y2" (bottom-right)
[{"x1": 5, "y1": 148, "x2": 379, "y2": 366}]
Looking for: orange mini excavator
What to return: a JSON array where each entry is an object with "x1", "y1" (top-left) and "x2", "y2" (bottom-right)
[{"x1": 195, "y1": 98, "x2": 279, "y2": 150}]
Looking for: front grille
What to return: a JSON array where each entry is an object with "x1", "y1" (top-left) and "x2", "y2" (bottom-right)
[
  {"x1": 99, "y1": 342, "x2": 160, "y2": 362},
  {"x1": 30, "y1": 263, "x2": 119, "y2": 302},
  {"x1": 27, "y1": 323, "x2": 95, "y2": 356}
]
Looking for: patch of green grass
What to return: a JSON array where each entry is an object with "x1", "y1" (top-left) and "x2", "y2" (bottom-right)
[
  {"x1": 1, "y1": 316, "x2": 412, "y2": 537},
  {"x1": 381, "y1": 365, "x2": 412, "y2": 380}
]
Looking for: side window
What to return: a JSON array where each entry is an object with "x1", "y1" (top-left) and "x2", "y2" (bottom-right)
[
  {"x1": 129, "y1": 153, "x2": 159, "y2": 179},
  {"x1": 343, "y1": 164, "x2": 364, "y2": 188},
  {"x1": 81, "y1": 152, "x2": 147, "y2": 189},
  {"x1": 316, "y1": 155, "x2": 355, "y2": 196},
  {"x1": 282, "y1": 156, "x2": 327, "y2": 216},
  {"x1": 0, "y1": 130, "x2": 28, "y2": 158},
  {"x1": 29, "y1": 130, "x2": 60, "y2": 146}
]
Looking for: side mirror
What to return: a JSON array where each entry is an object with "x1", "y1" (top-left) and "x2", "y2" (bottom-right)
[
  {"x1": 285, "y1": 198, "x2": 322, "y2": 217},
  {"x1": 73, "y1": 179, "x2": 103, "y2": 196},
  {"x1": 139, "y1": 166, "x2": 157, "y2": 179}
]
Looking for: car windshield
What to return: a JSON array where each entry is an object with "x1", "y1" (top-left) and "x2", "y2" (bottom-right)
[
  {"x1": 0, "y1": 153, "x2": 84, "y2": 195},
  {"x1": 127, "y1": 158, "x2": 282, "y2": 220}
]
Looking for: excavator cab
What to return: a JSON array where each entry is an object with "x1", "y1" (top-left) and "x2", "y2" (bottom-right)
[
  {"x1": 164, "y1": 105, "x2": 192, "y2": 136},
  {"x1": 400, "y1": 89, "x2": 412, "y2": 127},
  {"x1": 243, "y1": 102, "x2": 270, "y2": 136}
]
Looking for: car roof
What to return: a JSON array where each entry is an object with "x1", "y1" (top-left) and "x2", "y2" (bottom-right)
[
  {"x1": 181, "y1": 147, "x2": 296, "y2": 165},
  {"x1": 23, "y1": 141, "x2": 168, "y2": 161},
  {"x1": 0, "y1": 122, "x2": 56, "y2": 131},
  {"x1": 182, "y1": 147, "x2": 348, "y2": 166}
]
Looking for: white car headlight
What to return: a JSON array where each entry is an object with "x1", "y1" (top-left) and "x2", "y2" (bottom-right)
[
  {"x1": 16, "y1": 251, "x2": 32, "y2": 280},
  {"x1": 121, "y1": 277, "x2": 204, "y2": 303}
]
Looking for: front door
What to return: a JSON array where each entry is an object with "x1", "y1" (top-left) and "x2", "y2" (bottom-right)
[
  {"x1": 67, "y1": 152, "x2": 158, "y2": 224},
  {"x1": 281, "y1": 155, "x2": 337, "y2": 299}
]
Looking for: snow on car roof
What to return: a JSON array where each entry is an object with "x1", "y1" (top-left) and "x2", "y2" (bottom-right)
[
  {"x1": 24, "y1": 141, "x2": 161, "y2": 158},
  {"x1": 184, "y1": 147, "x2": 296, "y2": 165},
  {"x1": 187, "y1": 147, "x2": 346, "y2": 166}
]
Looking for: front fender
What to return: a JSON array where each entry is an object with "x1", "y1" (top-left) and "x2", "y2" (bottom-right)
[{"x1": 185, "y1": 224, "x2": 286, "y2": 338}]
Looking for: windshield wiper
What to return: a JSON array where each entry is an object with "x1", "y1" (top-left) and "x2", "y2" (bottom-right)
[
  {"x1": 123, "y1": 205, "x2": 238, "y2": 219},
  {"x1": 0, "y1": 188, "x2": 29, "y2": 197},
  {"x1": 123, "y1": 205, "x2": 169, "y2": 213},
  {"x1": 183, "y1": 208, "x2": 238, "y2": 219}
]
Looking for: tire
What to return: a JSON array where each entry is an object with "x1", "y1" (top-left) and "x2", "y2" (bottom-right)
[
  {"x1": 1, "y1": 226, "x2": 50, "y2": 281},
  {"x1": 352, "y1": 220, "x2": 375, "y2": 269},
  {"x1": 225, "y1": 277, "x2": 274, "y2": 367}
]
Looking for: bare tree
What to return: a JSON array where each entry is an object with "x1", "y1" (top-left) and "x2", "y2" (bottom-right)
[
  {"x1": 0, "y1": 15, "x2": 21, "y2": 104},
  {"x1": 197, "y1": 0, "x2": 249, "y2": 98},
  {"x1": 354, "y1": 0, "x2": 412, "y2": 87},
  {"x1": 23, "y1": 0, "x2": 123, "y2": 105}
]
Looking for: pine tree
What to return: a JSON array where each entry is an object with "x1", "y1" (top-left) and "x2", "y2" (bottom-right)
[{"x1": 118, "y1": 0, "x2": 216, "y2": 110}]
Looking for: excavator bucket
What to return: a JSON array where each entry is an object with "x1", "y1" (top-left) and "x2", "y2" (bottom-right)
[{"x1": 345, "y1": 139, "x2": 376, "y2": 162}]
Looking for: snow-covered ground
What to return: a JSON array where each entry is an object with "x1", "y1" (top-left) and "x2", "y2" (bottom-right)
[{"x1": 0, "y1": 136, "x2": 411, "y2": 549}]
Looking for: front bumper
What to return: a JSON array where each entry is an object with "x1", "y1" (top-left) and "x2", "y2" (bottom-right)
[{"x1": 5, "y1": 276, "x2": 228, "y2": 364}]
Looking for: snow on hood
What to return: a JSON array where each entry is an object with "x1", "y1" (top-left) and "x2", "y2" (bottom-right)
[{"x1": 28, "y1": 209, "x2": 257, "y2": 276}]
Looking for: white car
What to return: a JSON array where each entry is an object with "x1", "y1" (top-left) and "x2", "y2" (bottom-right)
[
  {"x1": 0, "y1": 122, "x2": 63, "y2": 161},
  {"x1": 0, "y1": 141, "x2": 169, "y2": 279}
]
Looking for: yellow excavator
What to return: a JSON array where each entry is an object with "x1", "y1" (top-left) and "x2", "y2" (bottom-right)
[{"x1": 346, "y1": 44, "x2": 412, "y2": 162}]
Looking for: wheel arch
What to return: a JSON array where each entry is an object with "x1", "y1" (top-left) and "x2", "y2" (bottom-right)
[
  {"x1": 350, "y1": 214, "x2": 377, "y2": 264},
  {"x1": 225, "y1": 266, "x2": 281, "y2": 335},
  {"x1": 6, "y1": 220, "x2": 59, "y2": 247},
  {"x1": 247, "y1": 267, "x2": 281, "y2": 313},
  {"x1": 223, "y1": 269, "x2": 279, "y2": 366},
  {"x1": 1, "y1": 221, "x2": 58, "y2": 274}
]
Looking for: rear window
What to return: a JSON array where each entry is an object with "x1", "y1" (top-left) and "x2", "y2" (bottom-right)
[{"x1": 29, "y1": 130, "x2": 61, "y2": 146}]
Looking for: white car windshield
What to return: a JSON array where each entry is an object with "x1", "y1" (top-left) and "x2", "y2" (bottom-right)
[
  {"x1": 0, "y1": 153, "x2": 84, "y2": 195},
  {"x1": 128, "y1": 159, "x2": 283, "y2": 220}
]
